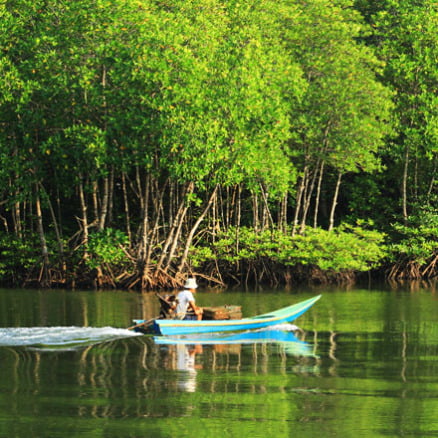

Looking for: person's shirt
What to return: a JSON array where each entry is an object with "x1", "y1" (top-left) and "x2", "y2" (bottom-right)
[{"x1": 176, "y1": 289, "x2": 195, "y2": 317}]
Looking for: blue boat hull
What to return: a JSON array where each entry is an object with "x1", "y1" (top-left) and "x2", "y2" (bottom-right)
[{"x1": 136, "y1": 295, "x2": 321, "y2": 336}]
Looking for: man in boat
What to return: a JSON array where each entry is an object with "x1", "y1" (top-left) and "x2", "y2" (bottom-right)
[{"x1": 175, "y1": 277, "x2": 203, "y2": 320}]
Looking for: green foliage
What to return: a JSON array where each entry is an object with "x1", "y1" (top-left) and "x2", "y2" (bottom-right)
[
  {"x1": 85, "y1": 228, "x2": 129, "y2": 270},
  {"x1": 190, "y1": 224, "x2": 387, "y2": 273},
  {"x1": 130, "y1": 0, "x2": 304, "y2": 193},
  {"x1": 0, "y1": 0, "x2": 436, "y2": 287},
  {"x1": 283, "y1": 0, "x2": 394, "y2": 175},
  {"x1": 0, "y1": 233, "x2": 43, "y2": 282},
  {"x1": 388, "y1": 207, "x2": 438, "y2": 264},
  {"x1": 371, "y1": 0, "x2": 438, "y2": 206}
]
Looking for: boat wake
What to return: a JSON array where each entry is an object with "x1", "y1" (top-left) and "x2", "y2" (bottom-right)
[
  {"x1": 263, "y1": 323, "x2": 300, "y2": 332},
  {"x1": 0, "y1": 326, "x2": 142, "y2": 350}
]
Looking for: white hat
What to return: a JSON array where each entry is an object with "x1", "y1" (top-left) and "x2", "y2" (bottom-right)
[{"x1": 184, "y1": 277, "x2": 198, "y2": 289}]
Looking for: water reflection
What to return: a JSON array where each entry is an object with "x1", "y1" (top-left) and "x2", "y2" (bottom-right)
[
  {"x1": 0, "y1": 330, "x2": 320, "y2": 412},
  {"x1": 3, "y1": 287, "x2": 438, "y2": 437},
  {"x1": 4, "y1": 323, "x2": 438, "y2": 437},
  {"x1": 153, "y1": 328, "x2": 318, "y2": 392},
  {"x1": 153, "y1": 326, "x2": 310, "y2": 348},
  {"x1": 175, "y1": 344, "x2": 203, "y2": 392}
]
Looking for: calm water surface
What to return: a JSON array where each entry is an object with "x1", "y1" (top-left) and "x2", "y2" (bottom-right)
[{"x1": 1, "y1": 284, "x2": 438, "y2": 438}]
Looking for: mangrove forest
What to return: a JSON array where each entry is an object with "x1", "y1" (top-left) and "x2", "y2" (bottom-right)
[{"x1": 0, "y1": 0, "x2": 437, "y2": 290}]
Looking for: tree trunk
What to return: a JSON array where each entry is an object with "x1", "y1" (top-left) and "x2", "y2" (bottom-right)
[
  {"x1": 107, "y1": 167, "x2": 114, "y2": 226},
  {"x1": 402, "y1": 144, "x2": 409, "y2": 223},
  {"x1": 145, "y1": 178, "x2": 168, "y2": 269},
  {"x1": 252, "y1": 191, "x2": 259, "y2": 232},
  {"x1": 121, "y1": 172, "x2": 132, "y2": 244},
  {"x1": 278, "y1": 191, "x2": 288, "y2": 232},
  {"x1": 236, "y1": 184, "x2": 242, "y2": 230},
  {"x1": 78, "y1": 175, "x2": 89, "y2": 259},
  {"x1": 0, "y1": 212, "x2": 8, "y2": 233},
  {"x1": 35, "y1": 189, "x2": 50, "y2": 287},
  {"x1": 328, "y1": 171, "x2": 342, "y2": 232},
  {"x1": 177, "y1": 185, "x2": 219, "y2": 273},
  {"x1": 92, "y1": 180, "x2": 99, "y2": 223},
  {"x1": 39, "y1": 183, "x2": 64, "y2": 262},
  {"x1": 13, "y1": 200, "x2": 22, "y2": 239},
  {"x1": 235, "y1": 184, "x2": 242, "y2": 269},
  {"x1": 292, "y1": 165, "x2": 308, "y2": 236},
  {"x1": 225, "y1": 186, "x2": 231, "y2": 230},
  {"x1": 167, "y1": 180, "x2": 176, "y2": 238},
  {"x1": 137, "y1": 173, "x2": 150, "y2": 277},
  {"x1": 259, "y1": 182, "x2": 274, "y2": 230},
  {"x1": 427, "y1": 154, "x2": 437, "y2": 199},
  {"x1": 98, "y1": 175, "x2": 109, "y2": 231},
  {"x1": 164, "y1": 197, "x2": 191, "y2": 273},
  {"x1": 313, "y1": 161, "x2": 325, "y2": 228},
  {"x1": 10, "y1": 144, "x2": 23, "y2": 238},
  {"x1": 157, "y1": 181, "x2": 194, "y2": 273},
  {"x1": 211, "y1": 186, "x2": 218, "y2": 240},
  {"x1": 300, "y1": 161, "x2": 320, "y2": 234}
]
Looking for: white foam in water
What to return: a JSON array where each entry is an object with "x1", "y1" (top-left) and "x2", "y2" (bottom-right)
[
  {"x1": 0, "y1": 326, "x2": 142, "y2": 348},
  {"x1": 264, "y1": 323, "x2": 300, "y2": 332}
]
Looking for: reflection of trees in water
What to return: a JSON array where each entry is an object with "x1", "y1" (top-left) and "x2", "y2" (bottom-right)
[
  {"x1": 5, "y1": 326, "x2": 438, "y2": 422},
  {"x1": 2, "y1": 334, "x2": 323, "y2": 417}
]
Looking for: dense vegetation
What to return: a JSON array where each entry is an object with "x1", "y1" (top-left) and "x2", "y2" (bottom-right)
[{"x1": 0, "y1": 0, "x2": 437, "y2": 290}]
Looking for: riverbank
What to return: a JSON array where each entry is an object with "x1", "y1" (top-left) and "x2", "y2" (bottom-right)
[{"x1": 1, "y1": 224, "x2": 436, "y2": 291}]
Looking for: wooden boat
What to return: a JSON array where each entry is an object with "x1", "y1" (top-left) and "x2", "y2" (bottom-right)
[{"x1": 133, "y1": 295, "x2": 321, "y2": 336}]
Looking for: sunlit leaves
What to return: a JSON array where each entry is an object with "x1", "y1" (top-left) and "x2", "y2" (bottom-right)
[
  {"x1": 372, "y1": 0, "x2": 438, "y2": 201},
  {"x1": 131, "y1": 0, "x2": 304, "y2": 193},
  {"x1": 284, "y1": 0, "x2": 394, "y2": 175},
  {"x1": 190, "y1": 224, "x2": 387, "y2": 272},
  {"x1": 0, "y1": 0, "x2": 435, "y2": 284},
  {"x1": 1, "y1": 0, "x2": 394, "y2": 200}
]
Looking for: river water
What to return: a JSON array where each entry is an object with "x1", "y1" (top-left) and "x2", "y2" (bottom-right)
[{"x1": 1, "y1": 283, "x2": 438, "y2": 438}]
